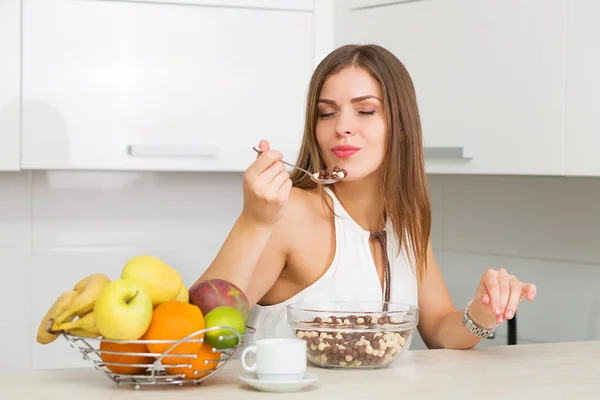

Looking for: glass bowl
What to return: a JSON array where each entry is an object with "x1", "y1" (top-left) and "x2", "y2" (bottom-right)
[
  {"x1": 229, "y1": 326, "x2": 256, "y2": 361},
  {"x1": 287, "y1": 301, "x2": 418, "y2": 369}
]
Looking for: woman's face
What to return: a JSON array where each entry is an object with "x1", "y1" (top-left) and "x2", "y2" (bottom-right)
[{"x1": 315, "y1": 66, "x2": 387, "y2": 182}]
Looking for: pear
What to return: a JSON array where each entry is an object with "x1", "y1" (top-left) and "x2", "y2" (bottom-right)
[
  {"x1": 121, "y1": 255, "x2": 182, "y2": 306},
  {"x1": 175, "y1": 283, "x2": 189, "y2": 303}
]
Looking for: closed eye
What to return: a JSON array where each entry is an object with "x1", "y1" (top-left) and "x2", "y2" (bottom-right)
[{"x1": 319, "y1": 110, "x2": 376, "y2": 118}]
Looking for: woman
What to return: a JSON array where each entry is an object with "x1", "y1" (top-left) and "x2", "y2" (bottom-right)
[{"x1": 196, "y1": 44, "x2": 536, "y2": 349}]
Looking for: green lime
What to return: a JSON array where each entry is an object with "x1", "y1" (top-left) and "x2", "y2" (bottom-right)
[{"x1": 204, "y1": 306, "x2": 246, "y2": 349}]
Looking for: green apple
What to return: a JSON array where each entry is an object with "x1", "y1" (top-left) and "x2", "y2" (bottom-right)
[
  {"x1": 93, "y1": 278, "x2": 153, "y2": 340},
  {"x1": 204, "y1": 306, "x2": 246, "y2": 349}
]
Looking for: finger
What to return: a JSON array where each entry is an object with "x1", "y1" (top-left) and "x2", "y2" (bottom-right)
[
  {"x1": 257, "y1": 139, "x2": 270, "y2": 158},
  {"x1": 245, "y1": 160, "x2": 283, "y2": 197},
  {"x1": 278, "y1": 177, "x2": 293, "y2": 199},
  {"x1": 480, "y1": 293, "x2": 490, "y2": 305},
  {"x1": 268, "y1": 169, "x2": 290, "y2": 192},
  {"x1": 497, "y1": 268, "x2": 510, "y2": 320},
  {"x1": 521, "y1": 283, "x2": 537, "y2": 301},
  {"x1": 247, "y1": 149, "x2": 283, "y2": 176},
  {"x1": 482, "y1": 269, "x2": 501, "y2": 316},
  {"x1": 263, "y1": 170, "x2": 291, "y2": 203},
  {"x1": 505, "y1": 275, "x2": 522, "y2": 319},
  {"x1": 258, "y1": 160, "x2": 285, "y2": 186}
]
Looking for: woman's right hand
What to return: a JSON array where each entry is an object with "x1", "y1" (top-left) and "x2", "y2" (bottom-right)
[{"x1": 241, "y1": 140, "x2": 292, "y2": 228}]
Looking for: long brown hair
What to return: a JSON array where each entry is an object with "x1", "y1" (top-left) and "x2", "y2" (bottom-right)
[{"x1": 290, "y1": 44, "x2": 431, "y2": 282}]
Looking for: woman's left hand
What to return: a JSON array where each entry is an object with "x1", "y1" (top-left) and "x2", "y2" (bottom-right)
[{"x1": 469, "y1": 268, "x2": 537, "y2": 327}]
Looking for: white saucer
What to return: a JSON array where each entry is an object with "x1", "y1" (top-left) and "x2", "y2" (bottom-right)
[{"x1": 239, "y1": 372, "x2": 319, "y2": 393}]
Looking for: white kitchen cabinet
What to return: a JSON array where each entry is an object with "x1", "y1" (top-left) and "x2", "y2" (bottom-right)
[
  {"x1": 565, "y1": 0, "x2": 600, "y2": 176},
  {"x1": 336, "y1": 0, "x2": 566, "y2": 175},
  {"x1": 0, "y1": 0, "x2": 21, "y2": 171},
  {"x1": 21, "y1": 0, "x2": 317, "y2": 171}
]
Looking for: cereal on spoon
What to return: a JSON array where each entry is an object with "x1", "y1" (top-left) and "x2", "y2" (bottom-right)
[{"x1": 313, "y1": 165, "x2": 348, "y2": 182}]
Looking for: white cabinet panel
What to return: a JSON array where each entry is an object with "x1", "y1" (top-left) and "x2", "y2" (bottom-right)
[
  {"x1": 344, "y1": 0, "x2": 418, "y2": 9},
  {"x1": 104, "y1": 0, "x2": 314, "y2": 11},
  {"x1": 0, "y1": 0, "x2": 20, "y2": 171},
  {"x1": 22, "y1": 0, "x2": 314, "y2": 171},
  {"x1": 565, "y1": 0, "x2": 600, "y2": 176},
  {"x1": 338, "y1": 0, "x2": 566, "y2": 175}
]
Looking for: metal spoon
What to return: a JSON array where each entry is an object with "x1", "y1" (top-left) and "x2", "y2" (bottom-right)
[{"x1": 252, "y1": 147, "x2": 341, "y2": 185}]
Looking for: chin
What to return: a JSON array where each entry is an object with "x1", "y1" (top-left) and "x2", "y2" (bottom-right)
[
  {"x1": 343, "y1": 167, "x2": 379, "y2": 183},
  {"x1": 337, "y1": 171, "x2": 364, "y2": 182}
]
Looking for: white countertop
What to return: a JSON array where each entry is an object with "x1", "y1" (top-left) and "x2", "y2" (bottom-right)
[{"x1": 3, "y1": 341, "x2": 599, "y2": 399}]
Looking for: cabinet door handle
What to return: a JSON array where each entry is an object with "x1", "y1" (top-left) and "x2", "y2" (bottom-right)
[
  {"x1": 423, "y1": 146, "x2": 471, "y2": 160},
  {"x1": 127, "y1": 145, "x2": 218, "y2": 158}
]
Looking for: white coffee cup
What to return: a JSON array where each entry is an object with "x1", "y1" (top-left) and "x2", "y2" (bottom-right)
[{"x1": 240, "y1": 338, "x2": 307, "y2": 381}]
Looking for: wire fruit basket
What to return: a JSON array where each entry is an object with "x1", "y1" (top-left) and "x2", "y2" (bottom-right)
[{"x1": 63, "y1": 325, "x2": 255, "y2": 390}]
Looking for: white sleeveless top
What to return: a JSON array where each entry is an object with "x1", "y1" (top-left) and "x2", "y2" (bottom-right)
[{"x1": 247, "y1": 187, "x2": 418, "y2": 341}]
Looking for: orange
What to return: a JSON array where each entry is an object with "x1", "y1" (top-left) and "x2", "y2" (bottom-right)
[
  {"x1": 144, "y1": 301, "x2": 205, "y2": 365},
  {"x1": 164, "y1": 343, "x2": 223, "y2": 379},
  {"x1": 99, "y1": 338, "x2": 154, "y2": 375}
]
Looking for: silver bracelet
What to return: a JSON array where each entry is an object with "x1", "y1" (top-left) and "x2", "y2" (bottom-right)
[{"x1": 462, "y1": 300, "x2": 498, "y2": 338}]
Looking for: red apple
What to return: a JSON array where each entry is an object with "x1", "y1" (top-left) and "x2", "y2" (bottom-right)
[{"x1": 188, "y1": 279, "x2": 249, "y2": 323}]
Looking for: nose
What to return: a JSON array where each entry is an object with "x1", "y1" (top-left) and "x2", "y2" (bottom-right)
[{"x1": 335, "y1": 111, "x2": 356, "y2": 137}]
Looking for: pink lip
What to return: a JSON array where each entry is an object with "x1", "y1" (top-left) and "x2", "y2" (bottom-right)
[{"x1": 331, "y1": 145, "x2": 360, "y2": 158}]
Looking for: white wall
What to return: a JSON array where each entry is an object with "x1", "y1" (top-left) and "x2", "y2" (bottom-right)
[{"x1": 1, "y1": 171, "x2": 599, "y2": 370}]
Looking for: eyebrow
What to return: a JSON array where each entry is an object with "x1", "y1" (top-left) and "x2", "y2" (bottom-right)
[{"x1": 318, "y1": 95, "x2": 381, "y2": 105}]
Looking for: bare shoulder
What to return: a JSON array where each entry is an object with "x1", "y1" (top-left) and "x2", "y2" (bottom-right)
[
  {"x1": 267, "y1": 186, "x2": 331, "y2": 255},
  {"x1": 279, "y1": 187, "x2": 329, "y2": 228},
  {"x1": 255, "y1": 186, "x2": 335, "y2": 305}
]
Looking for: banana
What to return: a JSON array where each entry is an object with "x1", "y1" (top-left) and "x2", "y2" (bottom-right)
[
  {"x1": 52, "y1": 312, "x2": 101, "y2": 338},
  {"x1": 54, "y1": 273, "x2": 111, "y2": 323},
  {"x1": 36, "y1": 290, "x2": 79, "y2": 345},
  {"x1": 64, "y1": 328, "x2": 102, "y2": 339},
  {"x1": 36, "y1": 273, "x2": 111, "y2": 345}
]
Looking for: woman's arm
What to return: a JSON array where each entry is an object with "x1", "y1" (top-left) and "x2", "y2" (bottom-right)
[
  {"x1": 417, "y1": 241, "x2": 536, "y2": 349},
  {"x1": 194, "y1": 190, "x2": 305, "y2": 306},
  {"x1": 192, "y1": 140, "x2": 294, "y2": 305},
  {"x1": 415, "y1": 242, "x2": 478, "y2": 349},
  {"x1": 193, "y1": 213, "x2": 284, "y2": 298}
]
